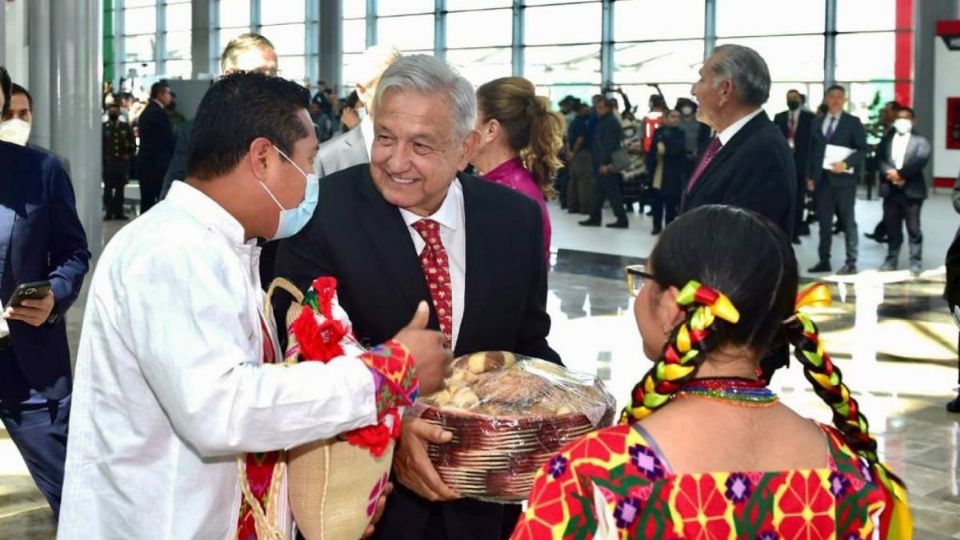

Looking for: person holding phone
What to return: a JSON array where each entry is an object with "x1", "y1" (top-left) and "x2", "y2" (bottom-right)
[{"x1": 0, "y1": 65, "x2": 91, "y2": 519}]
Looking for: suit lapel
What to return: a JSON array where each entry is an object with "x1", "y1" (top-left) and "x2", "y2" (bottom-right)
[
  {"x1": 456, "y1": 174, "x2": 495, "y2": 353},
  {"x1": 687, "y1": 113, "x2": 767, "y2": 201},
  {"x1": 355, "y1": 169, "x2": 433, "y2": 313}
]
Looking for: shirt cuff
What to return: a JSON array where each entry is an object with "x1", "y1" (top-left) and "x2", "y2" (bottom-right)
[{"x1": 359, "y1": 340, "x2": 419, "y2": 419}]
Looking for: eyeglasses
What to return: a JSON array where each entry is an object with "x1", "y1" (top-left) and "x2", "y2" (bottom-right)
[{"x1": 625, "y1": 264, "x2": 655, "y2": 296}]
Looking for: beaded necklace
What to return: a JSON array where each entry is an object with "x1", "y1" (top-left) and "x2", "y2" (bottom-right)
[{"x1": 674, "y1": 377, "x2": 778, "y2": 408}]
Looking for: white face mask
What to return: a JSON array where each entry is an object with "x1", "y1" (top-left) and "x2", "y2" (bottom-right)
[
  {"x1": 680, "y1": 106, "x2": 694, "y2": 116},
  {"x1": 0, "y1": 118, "x2": 31, "y2": 146},
  {"x1": 257, "y1": 145, "x2": 320, "y2": 240},
  {"x1": 893, "y1": 118, "x2": 913, "y2": 135}
]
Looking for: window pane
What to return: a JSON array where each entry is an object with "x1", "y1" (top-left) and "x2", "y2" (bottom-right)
[
  {"x1": 343, "y1": 0, "x2": 366, "y2": 19},
  {"x1": 446, "y1": 48, "x2": 512, "y2": 86},
  {"x1": 124, "y1": 35, "x2": 157, "y2": 62},
  {"x1": 524, "y1": 3, "x2": 601, "y2": 45},
  {"x1": 124, "y1": 7, "x2": 157, "y2": 35},
  {"x1": 525, "y1": 45, "x2": 600, "y2": 85},
  {"x1": 122, "y1": 62, "x2": 156, "y2": 79},
  {"x1": 613, "y1": 40, "x2": 702, "y2": 84},
  {"x1": 219, "y1": 0, "x2": 251, "y2": 28},
  {"x1": 837, "y1": 0, "x2": 899, "y2": 32},
  {"x1": 165, "y1": 3, "x2": 192, "y2": 32},
  {"x1": 378, "y1": 0, "x2": 434, "y2": 16},
  {"x1": 615, "y1": 0, "x2": 705, "y2": 41},
  {"x1": 831, "y1": 81, "x2": 895, "y2": 123},
  {"x1": 164, "y1": 31, "x2": 191, "y2": 59},
  {"x1": 278, "y1": 56, "x2": 307, "y2": 82},
  {"x1": 261, "y1": 0, "x2": 306, "y2": 25},
  {"x1": 343, "y1": 19, "x2": 367, "y2": 53},
  {"x1": 342, "y1": 52, "x2": 363, "y2": 88},
  {"x1": 125, "y1": 0, "x2": 156, "y2": 7},
  {"x1": 448, "y1": 0, "x2": 512, "y2": 10},
  {"x1": 262, "y1": 23, "x2": 306, "y2": 56},
  {"x1": 219, "y1": 28, "x2": 253, "y2": 56},
  {"x1": 163, "y1": 59, "x2": 193, "y2": 79},
  {"x1": 716, "y1": 35, "x2": 824, "y2": 81},
  {"x1": 378, "y1": 15, "x2": 434, "y2": 51},
  {"x1": 716, "y1": 0, "x2": 824, "y2": 37},
  {"x1": 447, "y1": 10, "x2": 512, "y2": 48},
  {"x1": 835, "y1": 32, "x2": 895, "y2": 80},
  {"x1": 525, "y1": 0, "x2": 600, "y2": 5}
]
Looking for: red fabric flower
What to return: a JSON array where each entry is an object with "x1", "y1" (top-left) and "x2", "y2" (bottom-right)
[
  {"x1": 291, "y1": 308, "x2": 347, "y2": 362},
  {"x1": 346, "y1": 411, "x2": 401, "y2": 457},
  {"x1": 311, "y1": 277, "x2": 339, "y2": 318}
]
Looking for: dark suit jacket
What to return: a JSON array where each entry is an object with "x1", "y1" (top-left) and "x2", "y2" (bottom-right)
[
  {"x1": 160, "y1": 118, "x2": 192, "y2": 198},
  {"x1": 680, "y1": 112, "x2": 797, "y2": 238},
  {"x1": 877, "y1": 132, "x2": 931, "y2": 200},
  {"x1": 0, "y1": 142, "x2": 90, "y2": 401},
  {"x1": 136, "y1": 101, "x2": 175, "y2": 179},
  {"x1": 774, "y1": 109, "x2": 815, "y2": 180},
  {"x1": 592, "y1": 114, "x2": 623, "y2": 168},
  {"x1": 806, "y1": 112, "x2": 868, "y2": 187},
  {"x1": 273, "y1": 164, "x2": 560, "y2": 540}
]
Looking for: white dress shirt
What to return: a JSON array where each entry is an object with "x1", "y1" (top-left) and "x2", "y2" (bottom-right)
[
  {"x1": 361, "y1": 115, "x2": 375, "y2": 162},
  {"x1": 822, "y1": 113, "x2": 842, "y2": 136},
  {"x1": 59, "y1": 182, "x2": 378, "y2": 540},
  {"x1": 717, "y1": 108, "x2": 764, "y2": 146},
  {"x1": 891, "y1": 132, "x2": 911, "y2": 170},
  {"x1": 398, "y1": 179, "x2": 466, "y2": 350}
]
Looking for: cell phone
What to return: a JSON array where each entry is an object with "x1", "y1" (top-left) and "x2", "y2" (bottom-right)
[{"x1": 9, "y1": 281, "x2": 51, "y2": 308}]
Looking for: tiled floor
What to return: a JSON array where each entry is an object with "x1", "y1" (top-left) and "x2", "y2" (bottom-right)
[{"x1": 3, "y1": 189, "x2": 960, "y2": 538}]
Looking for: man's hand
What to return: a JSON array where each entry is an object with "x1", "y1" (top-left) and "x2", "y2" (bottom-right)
[
  {"x1": 830, "y1": 161, "x2": 847, "y2": 174},
  {"x1": 361, "y1": 481, "x2": 394, "y2": 538},
  {"x1": 599, "y1": 165, "x2": 612, "y2": 175},
  {"x1": 392, "y1": 301, "x2": 451, "y2": 395},
  {"x1": 393, "y1": 417, "x2": 459, "y2": 502},
  {"x1": 807, "y1": 179, "x2": 816, "y2": 192},
  {"x1": 4, "y1": 291, "x2": 55, "y2": 327}
]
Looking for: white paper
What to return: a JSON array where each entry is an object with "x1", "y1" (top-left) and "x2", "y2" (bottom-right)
[
  {"x1": 0, "y1": 298, "x2": 8, "y2": 338},
  {"x1": 822, "y1": 144, "x2": 855, "y2": 174}
]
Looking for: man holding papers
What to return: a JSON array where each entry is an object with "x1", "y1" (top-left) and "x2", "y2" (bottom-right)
[{"x1": 807, "y1": 85, "x2": 867, "y2": 275}]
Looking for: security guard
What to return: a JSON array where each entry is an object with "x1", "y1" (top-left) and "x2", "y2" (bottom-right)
[{"x1": 102, "y1": 100, "x2": 135, "y2": 220}]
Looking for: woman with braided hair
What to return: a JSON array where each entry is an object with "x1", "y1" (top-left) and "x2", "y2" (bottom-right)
[{"x1": 512, "y1": 205, "x2": 911, "y2": 539}]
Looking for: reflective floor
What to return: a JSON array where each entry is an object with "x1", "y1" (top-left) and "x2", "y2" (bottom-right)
[{"x1": 3, "y1": 190, "x2": 959, "y2": 538}]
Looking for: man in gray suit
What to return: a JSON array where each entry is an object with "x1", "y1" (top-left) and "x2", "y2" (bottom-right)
[
  {"x1": 807, "y1": 85, "x2": 868, "y2": 275},
  {"x1": 314, "y1": 45, "x2": 400, "y2": 177},
  {"x1": 877, "y1": 106, "x2": 931, "y2": 275}
]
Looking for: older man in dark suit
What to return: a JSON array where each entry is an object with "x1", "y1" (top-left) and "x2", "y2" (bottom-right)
[
  {"x1": 274, "y1": 54, "x2": 559, "y2": 540},
  {"x1": 0, "y1": 66, "x2": 91, "y2": 518},
  {"x1": 877, "y1": 106, "x2": 931, "y2": 275},
  {"x1": 774, "y1": 89, "x2": 816, "y2": 242},
  {"x1": 682, "y1": 44, "x2": 796, "y2": 238},
  {"x1": 807, "y1": 85, "x2": 868, "y2": 275},
  {"x1": 135, "y1": 81, "x2": 175, "y2": 213}
]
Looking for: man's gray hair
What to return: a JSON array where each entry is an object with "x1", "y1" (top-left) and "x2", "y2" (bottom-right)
[
  {"x1": 372, "y1": 54, "x2": 476, "y2": 140},
  {"x1": 709, "y1": 44, "x2": 771, "y2": 107}
]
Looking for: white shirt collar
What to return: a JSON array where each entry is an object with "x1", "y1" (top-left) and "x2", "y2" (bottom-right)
[
  {"x1": 398, "y1": 178, "x2": 462, "y2": 232},
  {"x1": 717, "y1": 108, "x2": 764, "y2": 146},
  {"x1": 153, "y1": 99, "x2": 165, "y2": 109},
  {"x1": 165, "y1": 181, "x2": 252, "y2": 247},
  {"x1": 360, "y1": 116, "x2": 375, "y2": 161}
]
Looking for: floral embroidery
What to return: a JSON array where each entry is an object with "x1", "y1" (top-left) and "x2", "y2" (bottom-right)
[
  {"x1": 756, "y1": 532, "x2": 780, "y2": 540},
  {"x1": 629, "y1": 444, "x2": 665, "y2": 481},
  {"x1": 613, "y1": 497, "x2": 641, "y2": 529},
  {"x1": 829, "y1": 471, "x2": 851, "y2": 499},
  {"x1": 549, "y1": 455, "x2": 569, "y2": 479},
  {"x1": 725, "y1": 473, "x2": 753, "y2": 503},
  {"x1": 773, "y1": 471, "x2": 835, "y2": 538},
  {"x1": 366, "y1": 473, "x2": 390, "y2": 518}
]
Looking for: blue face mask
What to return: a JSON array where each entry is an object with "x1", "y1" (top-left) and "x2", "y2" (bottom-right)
[{"x1": 258, "y1": 145, "x2": 319, "y2": 240}]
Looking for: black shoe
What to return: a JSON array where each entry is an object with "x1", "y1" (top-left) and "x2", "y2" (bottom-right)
[
  {"x1": 878, "y1": 260, "x2": 897, "y2": 272},
  {"x1": 792, "y1": 237, "x2": 801, "y2": 245},
  {"x1": 579, "y1": 219, "x2": 601, "y2": 227},
  {"x1": 651, "y1": 228, "x2": 662, "y2": 236},
  {"x1": 837, "y1": 264, "x2": 858, "y2": 275},
  {"x1": 799, "y1": 224, "x2": 811, "y2": 236},
  {"x1": 948, "y1": 394, "x2": 960, "y2": 413},
  {"x1": 116, "y1": 214, "x2": 129, "y2": 221},
  {"x1": 808, "y1": 261, "x2": 831, "y2": 273},
  {"x1": 606, "y1": 220, "x2": 629, "y2": 229}
]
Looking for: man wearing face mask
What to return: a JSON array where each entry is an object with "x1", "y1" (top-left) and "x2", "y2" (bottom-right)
[
  {"x1": 774, "y1": 89, "x2": 816, "y2": 243},
  {"x1": 58, "y1": 72, "x2": 450, "y2": 539},
  {"x1": 0, "y1": 83, "x2": 33, "y2": 146},
  {"x1": 102, "y1": 101, "x2": 136, "y2": 220},
  {"x1": 877, "y1": 106, "x2": 931, "y2": 275}
]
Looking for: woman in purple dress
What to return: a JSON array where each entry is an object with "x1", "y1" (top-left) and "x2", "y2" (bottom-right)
[{"x1": 472, "y1": 77, "x2": 565, "y2": 264}]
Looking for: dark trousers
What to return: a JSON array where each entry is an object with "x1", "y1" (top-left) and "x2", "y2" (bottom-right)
[
  {"x1": 139, "y1": 172, "x2": 163, "y2": 214},
  {"x1": 103, "y1": 165, "x2": 128, "y2": 218},
  {"x1": 589, "y1": 172, "x2": 627, "y2": 222},
  {"x1": 649, "y1": 189, "x2": 679, "y2": 232},
  {"x1": 882, "y1": 193, "x2": 923, "y2": 265},
  {"x1": 0, "y1": 386, "x2": 70, "y2": 519},
  {"x1": 567, "y1": 151, "x2": 593, "y2": 213},
  {"x1": 815, "y1": 179, "x2": 858, "y2": 264}
]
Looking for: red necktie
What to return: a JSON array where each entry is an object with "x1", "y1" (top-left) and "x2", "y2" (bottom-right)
[
  {"x1": 686, "y1": 137, "x2": 722, "y2": 193},
  {"x1": 412, "y1": 219, "x2": 453, "y2": 345},
  {"x1": 787, "y1": 114, "x2": 796, "y2": 140}
]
